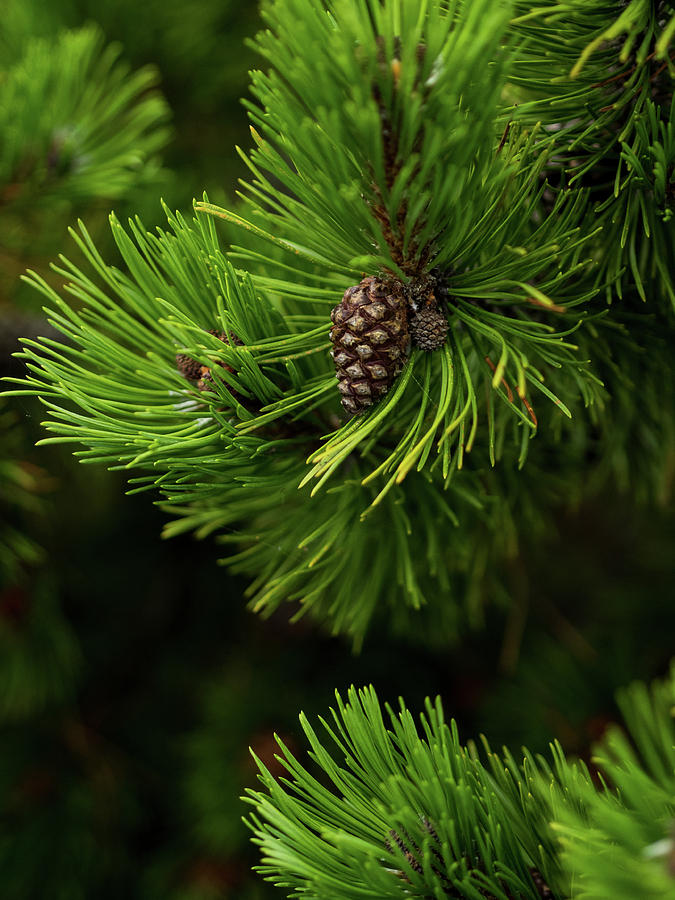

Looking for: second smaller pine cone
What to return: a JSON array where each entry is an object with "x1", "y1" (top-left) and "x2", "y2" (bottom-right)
[
  {"x1": 329, "y1": 276, "x2": 409, "y2": 416},
  {"x1": 410, "y1": 307, "x2": 448, "y2": 351}
]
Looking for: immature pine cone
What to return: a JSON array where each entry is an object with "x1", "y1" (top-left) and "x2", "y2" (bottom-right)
[
  {"x1": 410, "y1": 307, "x2": 448, "y2": 351},
  {"x1": 175, "y1": 352, "x2": 203, "y2": 381},
  {"x1": 176, "y1": 330, "x2": 244, "y2": 401},
  {"x1": 329, "y1": 276, "x2": 409, "y2": 416}
]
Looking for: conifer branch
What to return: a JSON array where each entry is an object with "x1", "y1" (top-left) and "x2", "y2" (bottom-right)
[
  {"x1": 0, "y1": 25, "x2": 170, "y2": 207},
  {"x1": 3, "y1": 0, "x2": 674, "y2": 641},
  {"x1": 246, "y1": 666, "x2": 675, "y2": 900}
]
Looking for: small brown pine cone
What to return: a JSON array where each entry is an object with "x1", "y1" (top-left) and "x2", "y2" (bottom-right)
[
  {"x1": 329, "y1": 276, "x2": 409, "y2": 416},
  {"x1": 176, "y1": 330, "x2": 245, "y2": 404},
  {"x1": 196, "y1": 364, "x2": 216, "y2": 392},
  {"x1": 198, "y1": 333, "x2": 245, "y2": 404},
  {"x1": 410, "y1": 307, "x2": 448, "y2": 351},
  {"x1": 196, "y1": 361, "x2": 246, "y2": 405},
  {"x1": 176, "y1": 353, "x2": 204, "y2": 380},
  {"x1": 196, "y1": 330, "x2": 240, "y2": 391},
  {"x1": 176, "y1": 330, "x2": 242, "y2": 380}
]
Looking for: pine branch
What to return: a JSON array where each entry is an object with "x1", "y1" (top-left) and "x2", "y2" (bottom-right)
[
  {"x1": 246, "y1": 666, "x2": 675, "y2": 900},
  {"x1": 0, "y1": 203, "x2": 609, "y2": 643},
  {"x1": 509, "y1": 0, "x2": 675, "y2": 305},
  {"x1": 3, "y1": 0, "x2": 673, "y2": 641},
  {"x1": 197, "y1": 0, "x2": 606, "y2": 489},
  {"x1": 0, "y1": 25, "x2": 170, "y2": 208}
]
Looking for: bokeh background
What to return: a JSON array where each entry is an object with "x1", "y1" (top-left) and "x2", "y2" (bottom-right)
[{"x1": 1, "y1": 3, "x2": 674, "y2": 898}]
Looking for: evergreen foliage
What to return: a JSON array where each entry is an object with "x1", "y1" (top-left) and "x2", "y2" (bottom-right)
[
  {"x1": 0, "y1": 2, "x2": 673, "y2": 896},
  {"x1": 553, "y1": 674, "x2": 675, "y2": 899},
  {"x1": 0, "y1": 16, "x2": 171, "y2": 305},
  {"x1": 0, "y1": 25, "x2": 169, "y2": 204},
  {"x1": 0, "y1": 0, "x2": 260, "y2": 205},
  {"x1": 4, "y1": 0, "x2": 675, "y2": 645},
  {"x1": 246, "y1": 666, "x2": 675, "y2": 900},
  {"x1": 510, "y1": 0, "x2": 675, "y2": 305}
]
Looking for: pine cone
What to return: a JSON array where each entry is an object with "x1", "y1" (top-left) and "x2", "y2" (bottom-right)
[
  {"x1": 176, "y1": 330, "x2": 244, "y2": 402},
  {"x1": 329, "y1": 277, "x2": 409, "y2": 416},
  {"x1": 175, "y1": 353, "x2": 203, "y2": 381},
  {"x1": 410, "y1": 307, "x2": 448, "y2": 351},
  {"x1": 197, "y1": 332, "x2": 243, "y2": 398}
]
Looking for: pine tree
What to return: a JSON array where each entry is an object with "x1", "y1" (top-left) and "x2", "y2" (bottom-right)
[
  {"x1": 5, "y1": 0, "x2": 673, "y2": 647},
  {"x1": 2, "y1": 3, "x2": 674, "y2": 894}
]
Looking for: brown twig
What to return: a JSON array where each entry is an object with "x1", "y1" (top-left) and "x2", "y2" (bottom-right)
[{"x1": 368, "y1": 44, "x2": 431, "y2": 277}]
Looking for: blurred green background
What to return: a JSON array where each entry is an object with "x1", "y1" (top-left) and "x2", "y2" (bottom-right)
[{"x1": 1, "y1": 2, "x2": 674, "y2": 898}]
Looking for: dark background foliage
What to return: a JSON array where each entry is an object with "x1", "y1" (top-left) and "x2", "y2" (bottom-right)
[{"x1": 1, "y1": 3, "x2": 674, "y2": 898}]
